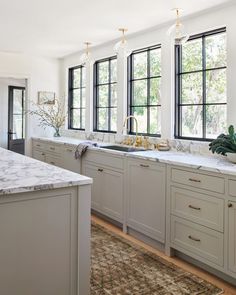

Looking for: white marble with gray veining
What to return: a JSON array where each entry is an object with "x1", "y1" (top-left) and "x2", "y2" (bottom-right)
[
  {"x1": 33, "y1": 136, "x2": 236, "y2": 177},
  {"x1": 0, "y1": 147, "x2": 92, "y2": 196}
]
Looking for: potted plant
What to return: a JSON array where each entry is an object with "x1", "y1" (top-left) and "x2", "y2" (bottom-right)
[
  {"x1": 209, "y1": 125, "x2": 236, "y2": 163},
  {"x1": 29, "y1": 98, "x2": 66, "y2": 137}
]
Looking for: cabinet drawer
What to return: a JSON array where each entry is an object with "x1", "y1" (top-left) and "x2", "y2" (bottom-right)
[
  {"x1": 171, "y1": 168, "x2": 225, "y2": 194},
  {"x1": 229, "y1": 179, "x2": 236, "y2": 197},
  {"x1": 45, "y1": 154, "x2": 62, "y2": 167},
  {"x1": 32, "y1": 140, "x2": 46, "y2": 150},
  {"x1": 45, "y1": 143, "x2": 61, "y2": 154},
  {"x1": 171, "y1": 216, "x2": 224, "y2": 267},
  {"x1": 83, "y1": 150, "x2": 123, "y2": 170},
  {"x1": 171, "y1": 187, "x2": 224, "y2": 232}
]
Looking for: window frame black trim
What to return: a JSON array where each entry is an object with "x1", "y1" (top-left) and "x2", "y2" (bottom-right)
[
  {"x1": 127, "y1": 44, "x2": 162, "y2": 137},
  {"x1": 68, "y1": 65, "x2": 86, "y2": 130},
  {"x1": 93, "y1": 56, "x2": 117, "y2": 133},
  {"x1": 174, "y1": 27, "x2": 227, "y2": 142}
]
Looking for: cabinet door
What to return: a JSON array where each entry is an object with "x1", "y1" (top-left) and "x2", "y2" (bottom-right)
[
  {"x1": 32, "y1": 150, "x2": 45, "y2": 162},
  {"x1": 102, "y1": 169, "x2": 123, "y2": 222},
  {"x1": 83, "y1": 164, "x2": 102, "y2": 211},
  {"x1": 62, "y1": 147, "x2": 81, "y2": 173},
  {"x1": 127, "y1": 160, "x2": 166, "y2": 242},
  {"x1": 228, "y1": 201, "x2": 236, "y2": 273}
]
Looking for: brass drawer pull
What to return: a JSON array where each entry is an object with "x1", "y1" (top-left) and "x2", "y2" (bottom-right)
[
  {"x1": 41, "y1": 153, "x2": 45, "y2": 156},
  {"x1": 188, "y1": 235, "x2": 201, "y2": 242},
  {"x1": 189, "y1": 178, "x2": 201, "y2": 183},
  {"x1": 50, "y1": 147, "x2": 55, "y2": 150},
  {"x1": 66, "y1": 149, "x2": 73, "y2": 152},
  {"x1": 50, "y1": 162, "x2": 55, "y2": 165},
  {"x1": 140, "y1": 164, "x2": 150, "y2": 168},
  {"x1": 36, "y1": 144, "x2": 41, "y2": 147},
  {"x1": 228, "y1": 203, "x2": 233, "y2": 208},
  {"x1": 98, "y1": 168, "x2": 103, "y2": 172},
  {"x1": 188, "y1": 205, "x2": 201, "y2": 211}
]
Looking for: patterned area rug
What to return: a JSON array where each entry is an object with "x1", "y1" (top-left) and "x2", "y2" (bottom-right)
[{"x1": 91, "y1": 222, "x2": 223, "y2": 295}]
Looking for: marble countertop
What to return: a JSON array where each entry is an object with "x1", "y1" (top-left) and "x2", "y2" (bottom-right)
[
  {"x1": 0, "y1": 147, "x2": 92, "y2": 196},
  {"x1": 32, "y1": 136, "x2": 236, "y2": 177}
]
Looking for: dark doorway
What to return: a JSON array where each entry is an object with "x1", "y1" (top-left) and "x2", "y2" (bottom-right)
[{"x1": 8, "y1": 86, "x2": 25, "y2": 155}]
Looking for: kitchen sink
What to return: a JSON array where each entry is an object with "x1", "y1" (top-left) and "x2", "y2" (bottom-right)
[{"x1": 100, "y1": 145, "x2": 146, "y2": 152}]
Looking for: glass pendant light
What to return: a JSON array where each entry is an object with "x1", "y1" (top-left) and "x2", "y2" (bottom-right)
[
  {"x1": 113, "y1": 28, "x2": 131, "y2": 55},
  {"x1": 167, "y1": 8, "x2": 189, "y2": 45},
  {"x1": 80, "y1": 42, "x2": 91, "y2": 65}
]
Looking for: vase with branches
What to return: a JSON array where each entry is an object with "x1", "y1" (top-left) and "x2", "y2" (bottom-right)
[{"x1": 29, "y1": 98, "x2": 66, "y2": 137}]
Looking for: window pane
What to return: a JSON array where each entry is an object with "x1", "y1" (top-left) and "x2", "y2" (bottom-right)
[
  {"x1": 98, "y1": 61, "x2": 109, "y2": 84},
  {"x1": 111, "y1": 84, "x2": 117, "y2": 107},
  {"x1": 181, "y1": 72, "x2": 203, "y2": 104},
  {"x1": 82, "y1": 108, "x2": 86, "y2": 129},
  {"x1": 131, "y1": 107, "x2": 147, "y2": 134},
  {"x1": 13, "y1": 114, "x2": 23, "y2": 139},
  {"x1": 150, "y1": 78, "x2": 161, "y2": 105},
  {"x1": 206, "y1": 69, "x2": 226, "y2": 104},
  {"x1": 133, "y1": 51, "x2": 147, "y2": 79},
  {"x1": 206, "y1": 105, "x2": 227, "y2": 139},
  {"x1": 97, "y1": 108, "x2": 108, "y2": 130},
  {"x1": 13, "y1": 90, "x2": 23, "y2": 114},
  {"x1": 181, "y1": 105, "x2": 203, "y2": 138},
  {"x1": 150, "y1": 106, "x2": 161, "y2": 134},
  {"x1": 111, "y1": 108, "x2": 117, "y2": 132},
  {"x1": 98, "y1": 85, "x2": 109, "y2": 107},
  {"x1": 150, "y1": 48, "x2": 161, "y2": 77},
  {"x1": 182, "y1": 39, "x2": 202, "y2": 72},
  {"x1": 73, "y1": 89, "x2": 81, "y2": 108},
  {"x1": 111, "y1": 59, "x2": 117, "y2": 82},
  {"x1": 71, "y1": 109, "x2": 81, "y2": 129},
  {"x1": 73, "y1": 68, "x2": 81, "y2": 88},
  {"x1": 133, "y1": 80, "x2": 147, "y2": 106},
  {"x1": 206, "y1": 33, "x2": 226, "y2": 69}
]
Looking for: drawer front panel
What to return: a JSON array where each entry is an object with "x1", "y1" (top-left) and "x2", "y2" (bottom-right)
[
  {"x1": 171, "y1": 168, "x2": 225, "y2": 194},
  {"x1": 83, "y1": 150, "x2": 123, "y2": 170},
  {"x1": 229, "y1": 179, "x2": 236, "y2": 197},
  {"x1": 171, "y1": 216, "x2": 224, "y2": 267},
  {"x1": 45, "y1": 143, "x2": 61, "y2": 154},
  {"x1": 32, "y1": 140, "x2": 46, "y2": 150},
  {"x1": 171, "y1": 187, "x2": 224, "y2": 232}
]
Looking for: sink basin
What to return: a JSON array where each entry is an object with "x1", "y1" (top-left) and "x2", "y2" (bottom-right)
[{"x1": 100, "y1": 145, "x2": 146, "y2": 152}]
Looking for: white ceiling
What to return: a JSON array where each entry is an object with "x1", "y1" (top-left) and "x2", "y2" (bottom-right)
[{"x1": 0, "y1": 0, "x2": 232, "y2": 58}]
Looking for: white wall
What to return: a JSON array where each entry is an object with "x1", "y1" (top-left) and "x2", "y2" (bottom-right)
[
  {"x1": 0, "y1": 52, "x2": 60, "y2": 154},
  {"x1": 60, "y1": 3, "x2": 236, "y2": 141},
  {"x1": 0, "y1": 78, "x2": 26, "y2": 149}
]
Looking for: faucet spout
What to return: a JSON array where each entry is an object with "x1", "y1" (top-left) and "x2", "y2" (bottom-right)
[{"x1": 123, "y1": 116, "x2": 139, "y2": 146}]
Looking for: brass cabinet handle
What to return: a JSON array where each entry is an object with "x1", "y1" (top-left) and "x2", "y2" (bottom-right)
[
  {"x1": 140, "y1": 164, "x2": 150, "y2": 168},
  {"x1": 189, "y1": 178, "x2": 201, "y2": 183},
  {"x1": 98, "y1": 168, "x2": 103, "y2": 172},
  {"x1": 36, "y1": 144, "x2": 41, "y2": 147},
  {"x1": 41, "y1": 153, "x2": 45, "y2": 156},
  {"x1": 228, "y1": 203, "x2": 233, "y2": 208},
  {"x1": 188, "y1": 235, "x2": 201, "y2": 242},
  {"x1": 66, "y1": 148, "x2": 73, "y2": 152},
  {"x1": 188, "y1": 205, "x2": 201, "y2": 211},
  {"x1": 50, "y1": 162, "x2": 55, "y2": 165},
  {"x1": 50, "y1": 147, "x2": 55, "y2": 150}
]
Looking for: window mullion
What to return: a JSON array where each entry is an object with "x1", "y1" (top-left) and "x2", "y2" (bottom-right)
[
  {"x1": 147, "y1": 49, "x2": 151, "y2": 134},
  {"x1": 108, "y1": 59, "x2": 111, "y2": 131},
  {"x1": 202, "y1": 36, "x2": 207, "y2": 139}
]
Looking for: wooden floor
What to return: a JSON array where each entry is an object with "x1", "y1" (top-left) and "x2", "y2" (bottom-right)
[{"x1": 92, "y1": 215, "x2": 236, "y2": 295}]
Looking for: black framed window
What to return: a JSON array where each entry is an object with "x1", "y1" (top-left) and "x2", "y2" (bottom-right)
[
  {"x1": 175, "y1": 27, "x2": 227, "y2": 141},
  {"x1": 128, "y1": 45, "x2": 161, "y2": 136},
  {"x1": 94, "y1": 56, "x2": 117, "y2": 132},
  {"x1": 68, "y1": 65, "x2": 86, "y2": 130}
]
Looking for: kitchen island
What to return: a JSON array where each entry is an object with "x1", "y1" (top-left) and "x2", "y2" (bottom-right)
[{"x1": 0, "y1": 147, "x2": 92, "y2": 295}]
